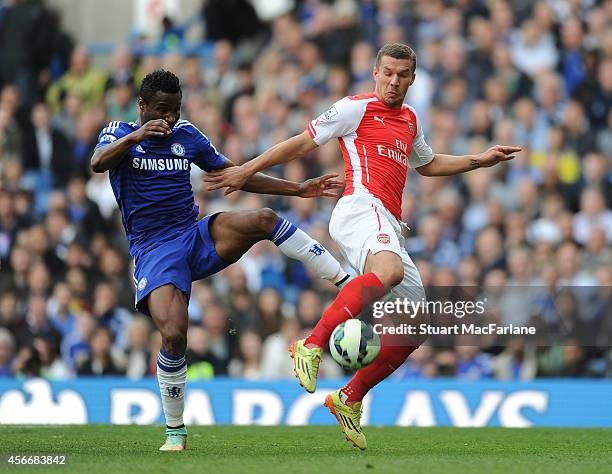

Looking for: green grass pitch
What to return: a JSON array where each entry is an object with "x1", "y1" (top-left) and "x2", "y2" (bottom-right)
[{"x1": 2, "y1": 426, "x2": 612, "y2": 473}]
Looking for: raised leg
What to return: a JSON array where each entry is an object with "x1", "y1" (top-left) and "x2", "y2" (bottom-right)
[{"x1": 209, "y1": 209, "x2": 348, "y2": 284}]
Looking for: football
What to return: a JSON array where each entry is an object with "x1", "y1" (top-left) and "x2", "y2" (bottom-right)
[{"x1": 329, "y1": 319, "x2": 381, "y2": 369}]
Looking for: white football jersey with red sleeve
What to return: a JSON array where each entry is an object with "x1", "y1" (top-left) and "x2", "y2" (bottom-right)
[{"x1": 307, "y1": 92, "x2": 434, "y2": 219}]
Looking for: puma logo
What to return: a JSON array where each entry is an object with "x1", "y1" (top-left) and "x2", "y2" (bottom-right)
[{"x1": 373, "y1": 116, "x2": 385, "y2": 126}]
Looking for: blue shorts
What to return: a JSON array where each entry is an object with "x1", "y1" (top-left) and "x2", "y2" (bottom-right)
[{"x1": 132, "y1": 214, "x2": 230, "y2": 316}]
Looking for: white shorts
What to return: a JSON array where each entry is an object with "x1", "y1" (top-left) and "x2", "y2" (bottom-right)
[{"x1": 329, "y1": 194, "x2": 425, "y2": 302}]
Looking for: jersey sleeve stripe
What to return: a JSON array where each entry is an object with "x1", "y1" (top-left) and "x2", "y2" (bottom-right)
[
  {"x1": 102, "y1": 121, "x2": 121, "y2": 135},
  {"x1": 307, "y1": 122, "x2": 317, "y2": 139}
]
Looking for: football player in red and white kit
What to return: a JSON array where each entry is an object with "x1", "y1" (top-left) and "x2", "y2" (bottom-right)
[{"x1": 206, "y1": 43, "x2": 520, "y2": 449}]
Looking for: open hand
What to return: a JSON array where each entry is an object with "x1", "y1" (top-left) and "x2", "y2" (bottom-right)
[
  {"x1": 298, "y1": 174, "x2": 344, "y2": 198},
  {"x1": 204, "y1": 166, "x2": 251, "y2": 195}
]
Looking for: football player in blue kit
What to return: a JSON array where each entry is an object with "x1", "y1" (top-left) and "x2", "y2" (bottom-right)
[{"x1": 91, "y1": 70, "x2": 350, "y2": 451}]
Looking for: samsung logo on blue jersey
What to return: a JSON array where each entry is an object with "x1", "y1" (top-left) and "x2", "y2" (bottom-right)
[{"x1": 132, "y1": 157, "x2": 190, "y2": 171}]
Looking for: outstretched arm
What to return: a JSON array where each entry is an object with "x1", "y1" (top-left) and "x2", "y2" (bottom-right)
[
  {"x1": 215, "y1": 157, "x2": 341, "y2": 198},
  {"x1": 204, "y1": 131, "x2": 318, "y2": 193},
  {"x1": 416, "y1": 145, "x2": 522, "y2": 177}
]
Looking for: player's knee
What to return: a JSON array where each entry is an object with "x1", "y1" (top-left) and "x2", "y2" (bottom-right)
[
  {"x1": 374, "y1": 261, "x2": 404, "y2": 288},
  {"x1": 161, "y1": 327, "x2": 187, "y2": 354},
  {"x1": 256, "y1": 208, "x2": 279, "y2": 234}
]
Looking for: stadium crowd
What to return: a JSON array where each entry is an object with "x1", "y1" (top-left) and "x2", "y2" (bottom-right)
[{"x1": 0, "y1": 0, "x2": 610, "y2": 381}]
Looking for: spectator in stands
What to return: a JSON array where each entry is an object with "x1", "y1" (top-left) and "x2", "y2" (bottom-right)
[
  {"x1": 254, "y1": 287, "x2": 284, "y2": 340},
  {"x1": 47, "y1": 282, "x2": 76, "y2": 337},
  {"x1": 474, "y1": 226, "x2": 506, "y2": 274},
  {"x1": 295, "y1": 289, "x2": 323, "y2": 332},
  {"x1": 509, "y1": 18, "x2": 558, "y2": 76},
  {"x1": 105, "y1": 44, "x2": 135, "y2": 94},
  {"x1": 66, "y1": 175, "x2": 105, "y2": 239},
  {"x1": 92, "y1": 282, "x2": 132, "y2": 350},
  {"x1": 0, "y1": 290, "x2": 25, "y2": 338},
  {"x1": 407, "y1": 213, "x2": 461, "y2": 269},
  {"x1": 433, "y1": 349, "x2": 458, "y2": 377},
  {"x1": 22, "y1": 102, "x2": 73, "y2": 191},
  {"x1": 0, "y1": 327, "x2": 15, "y2": 376},
  {"x1": 15, "y1": 294, "x2": 61, "y2": 353},
  {"x1": 455, "y1": 342, "x2": 493, "y2": 380},
  {"x1": 393, "y1": 345, "x2": 435, "y2": 380},
  {"x1": 32, "y1": 336, "x2": 73, "y2": 379},
  {"x1": 573, "y1": 187, "x2": 612, "y2": 245},
  {"x1": 186, "y1": 325, "x2": 222, "y2": 379},
  {"x1": 261, "y1": 317, "x2": 300, "y2": 379},
  {"x1": 0, "y1": 98, "x2": 22, "y2": 159},
  {"x1": 499, "y1": 247, "x2": 539, "y2": 327},
  {"x1": 492, "y1": 337, "x2": 537, "y2": 381},
  {"x1": 52, "y1": 92, "x2": 81, "y2": 140},
  {"x1": 218, "y1": 266, "x2": 256, "y2": 330},
  {"x1": 124, "y1": 316, "x2": 152, "y2": 380},
  {"x1": 71, "y1": 110, "x2": 103, "y2": 178},
  {"x1": 76, "y1": 326, "x2": 125, "y2": 376},
  {"x1": 556, "y1": 242, "x2": 598, "y2": 287},
  {"x1": 105, "y1": 76, "x2": 136, "y2": 123},
  {"x1": 582, "y1": 227, "x2": 612, "y2": 272},
  {"x1": 228, "y1": 330, "x2": 263, "y2": 379},
  {"x1": 46, "y1": 45, "x2": 107, "y2": 114},
  {"x1": 202, "y1": 303, "x2": 233, "y2": 374},
  {"x1": 97, "y1": 248, "x2": 133, "y2": 310},
  {"x1": 60, "y1": 313, "x2": 92, "y2": 370},
  {"x1": 0, "y1": 190, "x2": 20, "y2": 261},
  {"x1": 85, "y1": 170, "x2": 117, "y2": 221}
]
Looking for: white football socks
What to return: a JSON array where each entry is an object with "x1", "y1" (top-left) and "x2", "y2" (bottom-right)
[
  {"x1": 269, "y1": 217, "x2": 349, "y2": 286},
  {"x1": 157, "y1": 349, "x2": 187, "y2": 428}
]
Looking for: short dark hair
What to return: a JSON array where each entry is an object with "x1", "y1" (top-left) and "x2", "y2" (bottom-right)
[
  {"x1": 375, "y1": 43, "x2": 417, "y2": 72},
  {"x1": 139, "y1": 69, "x2": 181, "y2": 103}
]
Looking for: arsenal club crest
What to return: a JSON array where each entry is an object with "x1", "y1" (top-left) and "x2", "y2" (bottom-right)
[{"x1": 377, "y1": 233, "x2": 390, "y2": 244}]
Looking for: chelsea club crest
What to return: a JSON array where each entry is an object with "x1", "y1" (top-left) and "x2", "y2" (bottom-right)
[{"x1": 171, "y1": 143, "x2": 185, "y2": 156}]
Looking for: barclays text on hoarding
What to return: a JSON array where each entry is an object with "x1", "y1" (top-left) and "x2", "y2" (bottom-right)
[{"x1": 1, "y1": 378, "x2": 611, "y2": 428}]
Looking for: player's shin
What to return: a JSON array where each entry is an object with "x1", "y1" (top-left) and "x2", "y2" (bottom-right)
[
  {"x1": 305, "y1": 272, "x2": 387, "y2": 348},
  {"x1": 341, "y1": 343, "x2": 417, "y2": 405},
  {"x1": 269, "y1": 217, "x2": 349, "y2": 287},
  {"x1": 157, "y1": 348, "x2": 187, "y2": 429}
]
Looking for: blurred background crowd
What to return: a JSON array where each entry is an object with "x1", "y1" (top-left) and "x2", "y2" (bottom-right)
[{"x1": 0, "y1": 0, "x2": 610, "y2": 382}]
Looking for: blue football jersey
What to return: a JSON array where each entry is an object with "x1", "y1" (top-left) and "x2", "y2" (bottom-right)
[{"x1": 95, "y1": 119, "x2": 226, "y2": 255}]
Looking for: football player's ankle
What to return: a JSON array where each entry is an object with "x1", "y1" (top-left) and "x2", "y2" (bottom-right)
[
  {"x1": 340, "y1": 384, "x2": 366, "y2": 407},
  {"x1": 304, "y1": 334, "x2": 323, "y2": 349}
]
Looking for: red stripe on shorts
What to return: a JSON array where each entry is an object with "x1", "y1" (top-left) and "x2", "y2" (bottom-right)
[{"x1": 372, "y1": 204, "x2": 381, "y2": 231}]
